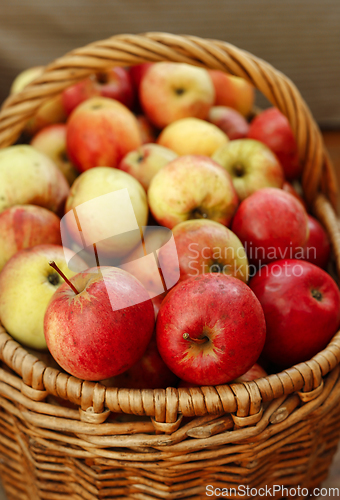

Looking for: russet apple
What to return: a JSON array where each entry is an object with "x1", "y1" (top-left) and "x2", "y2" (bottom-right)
[
  {"x1": 11, "y1": 66, "x2": 67, "y2": 136},
  {"x1": 119, "y1": 143, "x2": 178, "y2": 191},
  {"x1": 208, "y1": 70, "x2": 254, "y2": 117},
  {"x1": 0, "y1": 145, "x2": 69, "y2": 215},
  {"x1": 44, "y1": 266, "x2": 155, "y2": 380},
  {"x1": 0, "y1": 205, "x2": 61, "y2": 271},
  {"x1": 0, "y1": 245, "x2": 86, "y2": 350},
  {"x1": 156, "y1": 273, "x2": 266, "y2": 385},
  {"x1": 248, "y1": 107, "x2": 302, "y2": 180},
  {"x1": 140, "y1": 62, "x2": 215, "y2": 128},
  {"x1": 157, "y1": 117, "x2": 229, "y2": 157},
  {"x1": 66, "y1": 97, "x2": 142, "y2": 172},
  {"x1": 232, "y1": 188, "x2": 309, "y2": 266},
  {"x1": 208, "y1": 106, "x2": 249, "y2": 140},
  {"x1": 31, "y1": 124, "x2": 78, "y2": 185},
  {"x1": 158, "y1": 219, "x2": 249, "y2": 283},
  {"x1": 212, "y1": 139, "x2": 284, "y2": 200},
  {"x1": 148, "y1": 155, "x2": 239, "y2": 229},
  {"x1": 64, "y1": 167, "x2": 148, "y2": 260},
  {"x1": 250, "y1": 259, "x2": 340, "y2": 369}
]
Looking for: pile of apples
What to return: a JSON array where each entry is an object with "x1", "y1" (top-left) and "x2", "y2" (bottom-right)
[{"x1": 0, "y1": 61, "x2": 339, "y2": 390}]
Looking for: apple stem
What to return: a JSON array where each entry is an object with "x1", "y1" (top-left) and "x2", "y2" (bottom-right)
[
  {"x1": 183, "y1": 333, "x2": 209, "y2": 345},
  {"x1": 49, "y1": 261, "x2": 79, "y2": 295}
]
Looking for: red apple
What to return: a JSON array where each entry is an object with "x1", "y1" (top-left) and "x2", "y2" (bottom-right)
[
  {"x1": 66, "y1": 97, "x2": 142, "y2": 172},
  {"x1": 249, "y1": 259, "x2": 340, "y2": 369},
  {"x1": 62, "y1": 77, "x2": 99, "y2": 116},
  {"x1": 231, "y1": 188, "x2": 309, "y2": 266},
  {"x1": 248, "y1": 107, "x2": 302, "y2": 180},
  {"x1": 44, "y1": 266, "x2": 155, "y2": 380},
  {"x1": 129, "y1": 63, "x2": 153, "y2": 92},
  {"x1": 208, "y1": 70, "x2": 254, "y2": 117},
  {"x1": 95, "y1": 67, "x2": 135, "y2": 109},
  {"x1": 212, "y1": 139, "x2": 284, "y2": 200},
  {"x1": 148, "y1": 155, "x2": 239, "y2": 229},
  {"x1": 233, "y1": 363, "x2": 267, "y2": 383},
  {"x1": 296, "y1": 215, "x2": 331, "y2": 269},
  {"x1": 208, "y1": 106, "x2": 249, "y2": 140},
  {"x1": 101, "y1": 334, "x2": 178, "y2": 389},
  {"x1": 118, "y1": 143, "x2": 177, "y2": 191},
  {"x1": 140, "y1": 63, "x2": 215, "y2": 128},
  {"x1": 0, "y1": 205, "x2": 61, "y2": 271},
  {"x1": 158, "y1": 219, "x2": 249, "y2": 284},
  {"x1": 31, "y1": 124, "x2": 78, "y2": 185},
  {"x1": 156, "y1": 273, "x2": 266, "y2": 385}
]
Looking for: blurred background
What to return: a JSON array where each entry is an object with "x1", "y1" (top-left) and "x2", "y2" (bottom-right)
[{"x1": 0, "y1": 1, "x2": 339, "y2": 497}]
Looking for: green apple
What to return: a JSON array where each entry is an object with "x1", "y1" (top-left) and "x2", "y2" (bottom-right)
[{"x1": 0, "y1": 244, "x2": 86, "y2": 350}]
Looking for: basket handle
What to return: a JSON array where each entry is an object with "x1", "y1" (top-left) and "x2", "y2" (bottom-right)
[{"x1": 0, "y1": 32, "x2": 337, "y2": 208}]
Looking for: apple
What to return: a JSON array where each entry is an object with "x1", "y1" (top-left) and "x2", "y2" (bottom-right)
[
  {"x1": 208, "y1": 70, "x2": 254, "y2": 117},
  {"x1": 148, "y1": 155, "x2": 239, "y2": 229},
  {"x1": 95, "y1": 67, "x2": 135, "y2": 109},
  {"x1": 0, "y1": 245, "x2": 86, "y2": 350},
  {"x1": 295, "y1": 215, "x2": 331, "y2": 269},
  {"x1": 0, "y1": 145, "x2": 69, "y2": 215},
  {"x1": 282, "y1": 181, "x2": 307, "y2": 210},
  {"x1": 62, "y1": 77, "x2": 99, "y2": 116},
  {"x1": 11, "y1": 66, "x2": 67, "y2": 136},
  {"x1": 31, "y1": 124, "x2": 78, "y2": 185},
  {"x1": 233, "y1": 363, "x2": 267, "y2": 383},
  {"x1": 66, "y1": 97, "x2": 142, "y2": 172},
  {"x1": 119, "y1": 143, "x2": 178, "y2": 191},
  {"x1": 101, "y1": 334, "x2": 178, "y2": 389},
  {"x1": 156, "y1": 273, "x2": 266, "y2": 385},
  {"x1": 140, "y1": 63, "x2": 215, "y2": 128},
  {"x1": 136, "y1": 115, "x2": 157, "y2": 144},
  {"x1": 44, "y1": 265, "x2": 155, "y2": 381},
  {"x1": 64, "y1": 166, "x2": 148, "y2": 260},
  {"x1": 249, "y1": 259, "x2": 340, "y2": 369},
  {"x1": 247, "y1": 107, "x2": 302, "y2": 180},
  {"x1": 232, "y1": 188, "x2": 309, "y2": 266},
  {"x1": 157, "y1": 118, "x2": 229, "y2": 157},
  {"x1": 0, "y1": 205, "x2": 62, "y2": 271},
  {"x1": 212, "y1": 139, "x2": 284, "y2": 200},
  {"x1": 158, "y1": 219, "x2": 249, "y2": 284},
  {"x1": 208, "y1": 106, "x2": 249, "y2": 140},
  {"x1": 129, "y1": 63, "x2": 153, "y2": 92}
]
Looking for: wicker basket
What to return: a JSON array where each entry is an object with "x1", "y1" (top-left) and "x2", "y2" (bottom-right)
[{"x1": 0, "y1": 33, "x2": 340, "y2": 500}]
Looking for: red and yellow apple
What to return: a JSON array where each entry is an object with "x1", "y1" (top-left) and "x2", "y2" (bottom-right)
[
  {"x1": 208, "y1": 70, "x2": 254, "y2": 117},
  {"x1": 208, "y1": 106, "x2": 249, "y2": 140},
  {"x1": 148, "y1": 155, "x2": 239, "y2": 229}
]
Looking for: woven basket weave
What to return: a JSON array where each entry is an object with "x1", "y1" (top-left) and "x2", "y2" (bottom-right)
[{"x1": 0, "y1": 33, "x2": 340, "y2": 500}]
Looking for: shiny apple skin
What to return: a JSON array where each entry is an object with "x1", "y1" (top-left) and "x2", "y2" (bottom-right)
[
  {"x1": 231, "y1": 188, "x2": 309, "y2": 266},
  {"x1": 44, "y1": 266, "x2": 155, "y2": 381},
  {"x1": 249, "y1": 259, "x2": 340, "y2": 369},
  {"x1": 248, "y1": 107, "x2": 301, "y2": 180},
  {"x1": 156, "y1": 274, "x2": 266, "y2": 385},
  {"x1": 296, "y1": 215, "x2": 331, "y2": 269},
  {"x1": 208, "y1": 106, "x2": 249, "y2": 140},
  {"x1": 62, "y1": 78, "x2": 99, "y2": 116},
  {"x1": 282, "y1": 182, "x2": 307, "y2": 210},
  {"x1": 96, "y1": 67, "x2": 135, "y2": 109},
  {"x1": 102, "y1": 334, "x2": 178, "y2": 389},
  {"x1": 208, "y1": 71, "x2": 254, "y2": 117}
]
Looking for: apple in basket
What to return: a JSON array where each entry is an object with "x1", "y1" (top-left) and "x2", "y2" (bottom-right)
[
  {"x1": 139, "y1": 62, "x2": 215, "y2": 128},
  {"x1": 208, "y1": 70, "x2": 255, "y2": 117},
  {"x1": 247, "y1": 107, "x2": 302, "y2": 180},
  {"x1": 0, "y1": 145, "x2": 69, "y2": 215},
  {"x1": 156, "y1": 273, "x2": 266, "y2": 386},
  {"x1": 66, "y1": 96, "x2": 142, "y2": 172},
  {"x1": 44, "y1": 265, "x2": 155, "y2": 381},
  {"x1": 208, "y1": 106, "x2": 249, "y2": 140},
  {"x1": 148, "y1": 155, "x2": 238, "y2": 229},
  {"x1": 0, "y1": 245, "x2": 86, "y2": 350},
  {"x1": 250, "y1": 259, "x2": 340, "y2": 369},
  {"x1": 0, "y1": 205, "x2": 62, "y2": 271},
  {"x1": 212, "y1": 139, "x2": 284, "y2": 201},
  {"x1": 31, "y1": 124, "x2": 79, "y2": 185},
  {"x1": 295, "y1": 215, "x2": 331, "y2": 269}
]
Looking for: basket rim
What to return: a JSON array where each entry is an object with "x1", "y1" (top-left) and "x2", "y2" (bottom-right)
[{"x1": 0, "y1": 32, "x2": 340, "y2": 421}]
